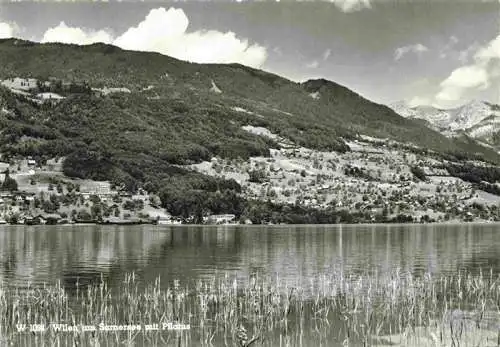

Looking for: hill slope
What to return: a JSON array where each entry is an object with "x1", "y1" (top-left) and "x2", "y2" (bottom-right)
[
  {"x1": 0, "y1": 38, "x2": 499, "y2": 220},
  {"x1": 0, "y1": 39, "x2": 492, "y2": 156}
]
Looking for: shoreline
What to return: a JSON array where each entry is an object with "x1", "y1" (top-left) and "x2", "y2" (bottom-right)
[{"x1": 1, "y1": 220, "x2": 499, "y2": 227}]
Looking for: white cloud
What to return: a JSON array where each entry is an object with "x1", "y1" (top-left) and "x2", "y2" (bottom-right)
[
  {"x1": 434, "y1": 34, "x2": 500, "y2": 107},
  {"x1": 41, "y1": 22, "x2": 113, "y2": 45},
  {"x1": 115, "y1": 8, "x2": 267, "y2": 67},
  {"x1": 0, "y1": 22, "x2": 14, "y2": 39},
  {"x1": 439, "y1": 36, "x2": 459, "y2": 59},
  {"x1": 330, "y1": 0, "x2": 371, "y2": 12},
  {"x1": 458, "y1": 43, "x2": 480, "y2": 64},
  {"x1": 441, "y1": 65, "x2": 489, "y2": 90},
  {"x1": 474, "y1": 35, "x2": 500, "y2": 61},
  {"x1": 436, "y1": 65, "x2": 489, "y2": 102},
  {"x1": 306, "y1": 60, "x2": 319, "y2": 69},
  {"x1": 394, "y1": 43, "x2": 428, "y2": 61},
  {"x1": 407, "y1": 96, "x2": 433, "y2": 108},
  {"x1": 113, "y1": 8, "x2": 188, "y2": 50},
  {"x1": 39, "y1": 8, "x2": 267, "y2": 68},
  {"x1": 304, "y1": 49, "x2": 331, "y2": 69},
  {"x1": 322, "y1": 48, "x2": 331, "y2": 61}
]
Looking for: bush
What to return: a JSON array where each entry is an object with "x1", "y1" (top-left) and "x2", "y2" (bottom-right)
[
  {"x1": 248, "y1": 169, "x2": 268, "y2": 183},
  {"x1": 76, "y1": 209, "x2": 92, "y2": 221},
  {"x1": 410, "y1": 166, "x2": 427, "y2": 181}
]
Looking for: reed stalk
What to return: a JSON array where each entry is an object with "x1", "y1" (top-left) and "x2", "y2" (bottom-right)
[{"x1": 2, "y1": 269, "x2": 500, "y2": 346}]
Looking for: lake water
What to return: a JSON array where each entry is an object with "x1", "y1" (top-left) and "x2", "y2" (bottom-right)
[
  {"x1": 1, "y1": 223, "x2": 500, "y2": 290},
  {"x1": 3, "y1": 224, "x2": 500, "y2": 346}
]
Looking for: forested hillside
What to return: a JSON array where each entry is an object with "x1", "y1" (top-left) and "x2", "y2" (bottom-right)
[{"x1": 0, "y1": 38, "x2": 499, "y2": 221}]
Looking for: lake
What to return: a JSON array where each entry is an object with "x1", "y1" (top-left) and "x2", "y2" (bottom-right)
[
  {"x1": 1, "y1": 223, "x2": 499, "y2": 290},
  {"x1": 2, "y1": 223, "x2": 500, "y2": 346}
]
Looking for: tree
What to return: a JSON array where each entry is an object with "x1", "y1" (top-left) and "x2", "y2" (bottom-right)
[
  {"x1": 1, "y1": 170, "x2": 18, "y2": 191},
  {"x1": 382, "y1": 206, "x2": 389, "y2": 218},
  {"x1": 90, "y1": 195, "x2": 101, "y2": 204},
  {"x1": 7, "y1": 213, "x2": 19, "y2": 224},
  {"x1": 103, "y1": 206, "x2": 111, "y2": 217},
  {"x1": 410, "y1": 166, "x2": 427, "y2": 182},
  {"x1": 248, "y1": 169, "x2": 268, "y2": 183},
  {"x1": 77, "y1": 209, "x2": 92, "y2": 221},
  {"x1": 91, "y1": 204, "x2": 102, "y2": 220},
  {"x1": 149, "y1": 195, "x2": 161, "y2": 208},
  {"x1": 123, "y1": 200, "x2": 136, "y2": 210}
]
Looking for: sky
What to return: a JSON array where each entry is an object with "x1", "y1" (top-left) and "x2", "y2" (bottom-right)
[{"x1": 0, "y1": 0, "x2": 499, "y2": 109}]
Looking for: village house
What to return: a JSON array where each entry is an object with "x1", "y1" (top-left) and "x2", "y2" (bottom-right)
[
  {"x1": 205, "y1": 214, "x2": 236, "y2": 224},
  {"x1": 157, "y1": 217, "x2": 182, "y2": 225},
  {"x1": 24, "y1": 215, "x2": 44, "y2": 225}
]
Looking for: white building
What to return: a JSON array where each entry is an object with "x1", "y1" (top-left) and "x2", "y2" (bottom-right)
[{"x1": 206, "y1": 214, "x2": 236, "y2": 224}]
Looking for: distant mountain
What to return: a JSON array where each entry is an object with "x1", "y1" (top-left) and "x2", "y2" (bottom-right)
[
  {"x1": 390, "y1": 101, "x2": 452, "y2": 131},
  {"x1": 390, "y1": 100, "x2": 500, "y2": 147}
]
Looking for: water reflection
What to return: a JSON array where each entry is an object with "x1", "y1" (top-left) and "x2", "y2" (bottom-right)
[{"x1": 0, "y1": 224, "x2": 499, "y2": 291}]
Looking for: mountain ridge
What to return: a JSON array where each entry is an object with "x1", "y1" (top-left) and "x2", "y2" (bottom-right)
[{"x1": 390, "y1": 100, "x2": 500, "y2": 148}]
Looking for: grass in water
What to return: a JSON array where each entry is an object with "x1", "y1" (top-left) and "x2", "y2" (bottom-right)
[{"x1": 1, "y1": 269, "x2": 500, "y2": 346}]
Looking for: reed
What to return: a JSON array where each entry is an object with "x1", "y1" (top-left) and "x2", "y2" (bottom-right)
[{"x1": 1, "y1": 269, "x2": 500, "y2": 346}]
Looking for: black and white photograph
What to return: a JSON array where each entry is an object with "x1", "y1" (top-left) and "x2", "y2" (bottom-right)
[{"x1": 1, "y1": 0, "x2": 500, "y2": 345}]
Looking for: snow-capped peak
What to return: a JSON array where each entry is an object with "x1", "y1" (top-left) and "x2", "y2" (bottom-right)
[
  {"x1": 389, "y1": 101, "x2": 453, "y2": 131},
  {"x1": 389, "y1": 99, "x2": 499, "y2": 133},
  {"x1": 447, "y1": 100, "x2": 493, "y2": 131}
]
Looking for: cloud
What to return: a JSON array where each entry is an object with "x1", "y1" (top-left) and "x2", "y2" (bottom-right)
[
  {"x1": 322, "y1": 48, "x2": 331, "y2": 61},
  {"x1": 434, "y1": 34, "x2": 500, "y2": 107},
  {"x1": 457, "y1": 43, "x2": 481, "y2": 64},
  {"x1": 41, "y1": 22, "x2": 113, "y2": 45},
  {"x1": 330, "y1": 0, "x2": 371, "y2": 12},
  {"x1": 0, "y1": 22, "x2": 14, "y2": 39},
  {"x1": 407, "y1": 96, "x2": 433, "y2": 108},
  {"x1": 305, "y1": 60, "x2": 319, "y2": 69},
  {"x1": 273, "y1": 46, "x2": 283, "y2": 56},
  {"x1": 304, "y1": 48, "x2": 331, "y2": 69},
  {"x1": 114, "y1": 8, "x2": 267, "y2": 67},
  {"x1": 439, "y1": 36, "x2": 459, "y2": 59},
  {"x1": 474, "y1": 35, "x2": 500, "y2": 61},
  {"x1": 436, "y1": 65, "x2": 489, "y2": 102},
  {"x1": 39, "y1": 7, "x2": 267, "y2": 68},
  {"x1": 394, "y1": 43, "x2": 428, "y2": 61}
]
